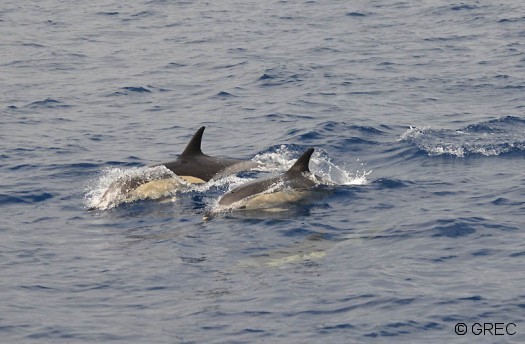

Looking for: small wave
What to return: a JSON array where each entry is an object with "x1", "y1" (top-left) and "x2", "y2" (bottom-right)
[
  {"x1": 498, "y1": 17, "x2": 525, "y2": 23},
  {"x1": 108, "y1": 86, "x2": 153, "y2": 96},
  {"x1": 97, "y1": 11, "x2": 119, "y2": 16},
  {"x1": 0, "y1": 192, "x2": 53, "y2": 205},
  {"x1": 24, "y1": 98, "x2": 70, "y2": 109},
  {"x1": 346, "y1": 12, "x2": 368, "y2": 17},
  {"x1": 399, "y1": 116, "x2": 525, "y2": 157},
  {"x1": 21, "y1": 43, "x2": 45, "y2": 48},
  {"x1": 451, "y1": 4, "x2": 478, "y2": 11},
  {"x1": 373, "y1": 179, "x2": 412, "y2": 189},
  {"x1": 265, "y1": 113, "x2": 315, "y2": 122},
  {"x1": 364, "y1": 320, "x2": 442, "y2": 338},
  {"x1": 166, "y1": 62, "x2": 186, "y2": 68},
  {"x1": 432, "y1": 221, "x2": 477, "y2": 238},
  {"x1": 121, "y1": 86, "x2": 151, "y2": 93},
  {"x1": 256, "y1": 67, "x2": 306, "y2": 87},
  {"x1": 285, "y1": 122, "x2": 387, "y2": 151},
  {"x1": 214, "y1": 91, "x2": 237, "y2": 98}
]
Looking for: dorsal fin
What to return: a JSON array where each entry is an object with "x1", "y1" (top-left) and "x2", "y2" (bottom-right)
[
  {"x1": 286, "y1": 148, "x2": 314, "y2": 176},
  {"x1": 180, "y1": 126, "x2": 205, "y2": 157}
]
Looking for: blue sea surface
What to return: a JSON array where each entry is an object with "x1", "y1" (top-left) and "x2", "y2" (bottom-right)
[{"x1": 1, "y1": 0, "x2": 525, "y2": 343}]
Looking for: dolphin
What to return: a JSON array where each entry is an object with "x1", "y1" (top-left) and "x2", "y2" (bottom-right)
[
  {"x1": 90, "y1": 126, "x2": 259, "y2": 210},
  {"x1": 239, "y1": 233, "x2": 342, "y2": 268},
  {"x1": 158, "y1": 126, "x2": 259, "y2": 183},
  {"x1": 217, "y1": 148, "x2": 323, "y2": 211}
]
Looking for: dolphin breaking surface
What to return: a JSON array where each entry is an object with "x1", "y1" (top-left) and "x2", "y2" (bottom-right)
[
  {"x1": 85, "y1": 128, "x2": 369, "y2": 211},
  {"x1": 86, "y1": 126, "x2": 261, "y2": 210},
  {"x1": 158, "y1": 126, "x2": 260, "y2": 182},
  {"x1": 216, "y1": 148, "x2": 321, "y2": 211}
]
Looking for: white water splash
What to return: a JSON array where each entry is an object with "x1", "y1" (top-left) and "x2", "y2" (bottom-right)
[
  {"x1": 400, "y1": 117, "x2": 525, "y2": 157},
  {"x1": 252, "y1": 145, "x2": 297, "y2": 172},
  {"x1": 86, "y1": 147, "x2": 370, "y2": 211},
  {"x1": 84, "y1": 165, "x2": 188, "y2": 210},
  {"x1": 253, "y1": 146, "x2": 371, "y2": 185},
  {"x1": 204, "y1": 148, "x2": 371, "y2": 217},
  {"x1": 398, "y1": 126, "x2": 430, "y2": 141},
  {"x1": 310, "y1": 149, "x2": 371, "y2": 186},
  {"x1": 399, "y1": 126, "x2": 469, "y2": 157}
]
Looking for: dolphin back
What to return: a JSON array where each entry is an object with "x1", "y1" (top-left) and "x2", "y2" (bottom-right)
[
  {"x1": 218, "y1": 148, "x2": 317, "y2": 208},
  {"x1": 180, "y1": 126, "x2": 205, "y2": 157},
  {"x1": 218, "y1": 176, "x2": 281, "y2": 206},
  {"x1": 285, "y1": 148, "x2": 314, "y2": 176},
  {"x1": 160, "y1": 126, "x2": 258, "y2": 182}
]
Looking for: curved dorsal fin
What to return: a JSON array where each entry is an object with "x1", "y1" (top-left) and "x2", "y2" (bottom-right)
[
  {"x1": 286, "y1": 148, "x2": 314, "y2": 176},
  {"x1": 180, "y1": 126, "x2": 205, "y2": 157}
]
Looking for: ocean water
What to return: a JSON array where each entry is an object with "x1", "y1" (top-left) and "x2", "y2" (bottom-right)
[{"x1": 1, "y1": 0, "x2": 524, "y2": 343}]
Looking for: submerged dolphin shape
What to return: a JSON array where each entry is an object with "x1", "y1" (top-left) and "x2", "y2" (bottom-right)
[
  {"x1": 217, "y1": 148, "x2": 321, "y2": 210},
  {"x1": 158, "y1": 126, "x2": 259, "y2": 183},
  {"x1": 91, "y1": 126, "x2": 259, "y2": 210}
]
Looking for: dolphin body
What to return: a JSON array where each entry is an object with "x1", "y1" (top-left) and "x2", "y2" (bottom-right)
[
  {"x1": 91, "y1": 126, "x2": 259, "y2": 209},
  {"x1": 157, "y1": 126, "x2": 259, "y2": 183},
  {"x1": 217, "y1": 148, "x2": 321, "y2": 211}
]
